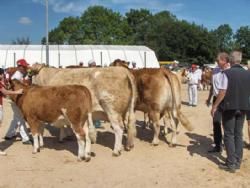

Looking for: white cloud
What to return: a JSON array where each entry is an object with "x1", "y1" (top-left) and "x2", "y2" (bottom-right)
[
  {"x1": 18, "y1": 17, "x2": 32, "y2": 25},
  {"x1": 32, "y1": 0, "x2": 184, "y2": 15}
]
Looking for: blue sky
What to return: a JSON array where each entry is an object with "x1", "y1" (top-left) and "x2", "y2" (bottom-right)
[{"x1": 0, "y1": 0, "x2": 249, "y2": 44}]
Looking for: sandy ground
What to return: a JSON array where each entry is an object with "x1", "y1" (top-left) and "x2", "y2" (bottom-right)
[{"x1": 0, "y1": 84, "x2": 250, "y2": 188}]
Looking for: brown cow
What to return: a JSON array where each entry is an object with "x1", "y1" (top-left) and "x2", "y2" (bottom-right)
[
  {"x1": 201, "y1": 68, "x2": 212, "y2": 90},
  {"x1": 110, "y1": 60, "x2": 193, "y2": 146},
  {"x1": 9, "y1": 79, "x2": 93, "y2": 161},
  {"x1": 30, "y1": 63, "x2": 137, "y2": 156}
]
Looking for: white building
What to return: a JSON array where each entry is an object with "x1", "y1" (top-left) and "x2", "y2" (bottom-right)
[{"x1": 0, "y1": 45, "x2": 159, "y2": 68}]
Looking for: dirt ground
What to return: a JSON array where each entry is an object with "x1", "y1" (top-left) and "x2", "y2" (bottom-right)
[{"x1": 0, "y1": 84, "x2": 250, "y2": 188}]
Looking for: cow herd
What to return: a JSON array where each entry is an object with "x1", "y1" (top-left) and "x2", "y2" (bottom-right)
[{"x1": 8, "y1": 62, "x2": 194, "y2": 161}]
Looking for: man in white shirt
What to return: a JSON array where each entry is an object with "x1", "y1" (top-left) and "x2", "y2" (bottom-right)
[
  {"x1": 5, "y1": 59, "x2": 32, "y2": 144},
  {"x1": 187, "y1": 64, "x2": 201, "y2": 106},
  {"x1": 206, "y1": 52, "x2": 230, "y2": 153}
]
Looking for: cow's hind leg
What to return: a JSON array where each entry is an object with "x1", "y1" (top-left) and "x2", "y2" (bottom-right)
[
  {"x1": 126, "y1": 110, "x2": 136, "y2": 151},
  {"x1": 87, "y1": 112, "x2": 97, "y2": 144},
  {"x1": 73, "y1": 126, "x2": 87, "y2": 161},
  {"x1": 168, "y1": 110, "x2": 180, "y2": 147},
  {"x1": 39, "y1": 125, "x2": 45, "y2": 148},
  {"x1": 109, "y1": 117, "x2": 123, "y2": 156},
  {"x1": 150, "y1": 111, "x2": 161, "y2": 146},
  {"x1": 83, "y1": 120, "x2": 91, "y2": 161}
]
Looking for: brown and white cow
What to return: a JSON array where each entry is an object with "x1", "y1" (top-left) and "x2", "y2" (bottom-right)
[
  {"x1": 9, "y1": 79, "x2": 93, "y2": 161},
  {"x1": 30, "y1": 64, "x2": 137, "y2": 156}
]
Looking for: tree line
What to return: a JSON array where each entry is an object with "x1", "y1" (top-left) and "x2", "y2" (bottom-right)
[{"x1": 16, "y1": 5, "x2": 250, "y2": 66}]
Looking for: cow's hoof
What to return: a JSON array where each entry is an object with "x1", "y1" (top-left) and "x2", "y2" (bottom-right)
[
  {"x1": 125, "y1": 146, "x2": 131, "y2": 151},
  {"x1": 169, "y1": 143, "x2": 177, "y2": 147},
  {"x1": 125, "y1": 144, "x2": 134, "y2": 151},
  {"x1": 58, "y1": 140, "x2": 64, "y2": 143},
  {"x1": 85, "y1": 157, "x2": 91, "y2": 162},
  {"x1": 152, "y1": 139, "x2": 159, "y2": 146},
  {"x1": 32, "y1": 151, "x2": 38, "y2": 154},
  {"x1": 112, "y1": 150, "x2": 121, "y2": 157},
  {"x1": 77, "y1": 157, "x2": 83, "y2": 162}
]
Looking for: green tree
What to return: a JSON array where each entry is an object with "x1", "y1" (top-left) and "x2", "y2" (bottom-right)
[
  {"x1": 12, "y1": 37, "x2": 31, "y2": 44},
  {"x1": 234, "y1": 26, "x2": 250, "y2": 63},
  {"x1": 125, "y1": 9, "x2": 153, "y2": 44},
  {"x1": 42, "y1": 16, "x2": 81, "y2": 44},
  {"x1": 80, "y1": 6, "x2": 132, "y2": 44},
  {"x1": 211, "y1": 24, "x2": 234, "y2": 52}
]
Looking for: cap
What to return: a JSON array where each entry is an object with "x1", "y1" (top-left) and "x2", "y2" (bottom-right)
[
  {"x1": 191, "y1": 64, "x2": 197, "y2": 68},
  {"x1": 88, "y1": 59, "x2": 96, "y2": 65},
  {"x1": 17, "y1": 59, "x2": 29, "y2": 67}
]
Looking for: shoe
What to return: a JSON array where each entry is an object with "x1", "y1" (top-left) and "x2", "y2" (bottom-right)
[
  {"x1": 208, "y1": 147, "x2": 222, "y2": 153},
  {"x1": 4, "y1": 136, "x2": 16, "y2": 140},
  {"x1": 22, "y1": 140, "x2": 32, "y2": 145},
  {"x1": 192, "y1": 105, "x2": 197, "y2": 107},
  {"x1": 219, "y1": 163, "x2": 236, "y2": 173},
  {"x1": 0, "y1": 150, "x2": 7, "y2": 156}
]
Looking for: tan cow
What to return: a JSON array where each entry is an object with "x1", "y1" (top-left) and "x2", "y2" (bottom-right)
[
  {"x1": 133, "y1": 68, "x2": 193, "y2": 146},
  {"x1": 30, "y1": 64, "x2": 137, "y2": 156},
  {"x1": 9, "y1": 80, "x2": 93, "y2": 161},
  {"x1": 111, "y1": 60, "x2": 193, "y2": 146}
]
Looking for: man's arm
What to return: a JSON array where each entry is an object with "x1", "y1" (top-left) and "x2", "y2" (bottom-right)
[
  {"x1": 206, "y1": 84, "x2": 213, "y2": 106},
  {"x1": 211, "y1": 89, "x2": 226, "y2": 117}
]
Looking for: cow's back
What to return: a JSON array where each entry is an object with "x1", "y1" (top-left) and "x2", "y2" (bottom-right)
[
  {"x1": 33, "y1": 67, "x2": 136, "y2": 120},
  {"x1": 20, "y1": 85, "x2": 92, "y2": 123}
]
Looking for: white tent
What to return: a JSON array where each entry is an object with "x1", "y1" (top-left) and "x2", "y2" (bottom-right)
[{"x1": 0, "y1": 45, "x2": 159, "y2": 68}]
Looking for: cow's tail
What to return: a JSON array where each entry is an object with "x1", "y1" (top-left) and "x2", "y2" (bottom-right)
[
  {"x1": 125, "y1": 70, "x2": 137, "y2": 150},
  {"x1": 162, "y1": 68, "x2": 194, "y2": 131}
]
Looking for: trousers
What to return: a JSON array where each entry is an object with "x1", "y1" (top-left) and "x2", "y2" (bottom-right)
[
  {"x1": 222, "y1": 110, "x2": 245, "y2": 167},
  {"x1": 5, "y1": 102, "x2": 30, "y2": 142},
  {"x1": 212, "y1": 97, "x2": 222, "y2": 148}
]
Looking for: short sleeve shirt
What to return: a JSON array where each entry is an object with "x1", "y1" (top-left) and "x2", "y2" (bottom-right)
[{"x1": 11, "y1": 70, "x2": 23, "y2": 81}]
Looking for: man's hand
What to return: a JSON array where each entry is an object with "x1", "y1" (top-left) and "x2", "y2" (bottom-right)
[
  {"x1": 211, "y1": 106, "x2": 217, "y2": 117},
  {"x1": 206, "y1": 99, "x2": 211, "y2": 107}
]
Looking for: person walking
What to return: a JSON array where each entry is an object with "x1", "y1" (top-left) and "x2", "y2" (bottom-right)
[
  {"x1": 187, "y1": 64, "x2": 201, "y2": 107},
  {"x1": 211, "y1": 51, "x2": 250, "y2": 173},
  {"x1": 4, "y1": 59, "x2": 32, "y2": 144},
  {"x1": 206, "y1": 52, "x2": 230, "y2": 153},
  {"x1": 0, "y1": 68, "x2": 23, "y2": 155}
]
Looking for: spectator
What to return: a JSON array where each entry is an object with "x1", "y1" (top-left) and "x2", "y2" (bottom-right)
[
  {"x1": 132, "y1": 61, "x2": 137, "y2": 69},
  {"x1": 206, "y1": 52, "x2": 230, "y2": 153},
  {"x1": 211, "y1": 51, "x2": 250, "y2": 173},
  {"x1": 0, "y1": 68, "x2": 23, "y2": 155},
  {"x1": 88, "y1": 59, "x2": 96, "y2": 67},
  {"x1": 4, "y1": 59, "x2": 32, "y2": 145},
  {"x1": 187, "y1": 64, "x2": 201, "y2": 107},
  {"x1": 79, "y1": 62, "x2": 83, "y2": 67}
]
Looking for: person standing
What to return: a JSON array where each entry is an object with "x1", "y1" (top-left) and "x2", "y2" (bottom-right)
[
  {"x1": 0, "y1": 68, "x2": 23, "y2": 155},
  {"x1": 187, "y1": 64, "x2": 201, "y2": 107},
  {"x1": 4, "y1": 59, "x2": 32, "y2": 144},
  {"x1": 211, "y1": 51, "x2": 250, "y2": 173},
  {"x1": 206, "y1": 52, "x2": 230, "y2": 153}
]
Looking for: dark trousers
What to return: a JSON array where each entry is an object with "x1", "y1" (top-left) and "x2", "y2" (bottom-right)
[
  {"x1": 213, "y1": 97, "x2": 222, "y2": 148},
  {"x1": 222, "y1": 110, "x2": 245, "y2": 167}
]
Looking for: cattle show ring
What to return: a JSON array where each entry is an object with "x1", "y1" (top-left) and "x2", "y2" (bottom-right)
[{"x1": 0, "y1": 46, "x2": 250, "y2": 188}]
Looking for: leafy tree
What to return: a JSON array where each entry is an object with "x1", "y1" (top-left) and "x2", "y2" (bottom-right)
[
  {"x1": 80, "y1": 6, "x2": 132, "y2": 44},
  {"x1": 12, "y1": 37, "x2": 31, "y2": 44},
  {"x1": 125, "y1": 9, "x2": 153, "y2": 44},
  {"x1": 211, "y1": 24, "x2": 234, "y2": 52},
  {"x1": 234, "y1": 26, "x2": 250, "y2": 63},
  {"x1": 42, "y1": 16, "x2": 81, "y2": 44}
]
